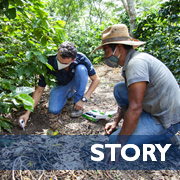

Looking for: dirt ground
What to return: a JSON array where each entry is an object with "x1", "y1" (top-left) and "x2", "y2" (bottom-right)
[{"x1": 0, "y1": 65, "x2": 179, "y2": 179}]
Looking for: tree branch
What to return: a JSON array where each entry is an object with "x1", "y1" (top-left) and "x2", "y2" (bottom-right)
[{"x1": 121, "y1": 0, "x2": 129, "y2": 13}]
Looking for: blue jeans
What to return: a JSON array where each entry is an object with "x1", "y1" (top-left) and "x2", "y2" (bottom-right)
[
  {"x1": 109, "y1": 82, "x2": 180, "y2": 145},
  {"x1": 48, "y1": 64, "x2": 88, "y2": 115}
]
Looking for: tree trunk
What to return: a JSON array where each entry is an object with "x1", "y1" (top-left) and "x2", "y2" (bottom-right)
[
  {"x1": 127, "y1": 0, "x2": 136, "y2": 37},
  {"x1": 121, "y1": 0, "x2": 136, "y2": 37}
]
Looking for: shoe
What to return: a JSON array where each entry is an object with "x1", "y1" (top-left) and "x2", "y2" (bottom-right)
[{"x1": 70, "y1": 106, "x2": 82, "y2": 118}]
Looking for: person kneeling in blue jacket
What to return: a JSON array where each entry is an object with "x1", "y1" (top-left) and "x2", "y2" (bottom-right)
[{"x1": 19, "y1": 41, "x2": 100, "y2": 127}]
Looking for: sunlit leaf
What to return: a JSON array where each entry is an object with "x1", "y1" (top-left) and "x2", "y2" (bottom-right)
[
  {"x1": 12, "y1": 87, "x2": 34, "y2": 96},
  {"x1": 24, "y1": 105, "x2": 34, "y2": 112},
  {"x1": 26, "y1": 51, "x2": 34, "y2": 60},
  {"x1": 37, "y1": 54, "x2": 47, "y2": 64},
  {"x1": 42, "y1": 19, "x2": 49, "y2": 29},
  {"x1": 15, "y1": 94, "x2": 34, "y2": 106},
  {"x1": 46, "y1": 63, "x2": 55, "y2": 71},
  {"x1": 32, "y1": 50, "x2": 42, "y2": 56},
  {"x1": 16, "y1": 7, "x2": 29, "y2": 18}
]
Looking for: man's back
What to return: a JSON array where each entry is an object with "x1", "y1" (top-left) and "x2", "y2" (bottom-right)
[{"x1": 125, "y1": 50, "x2": 180, "y2": 128}]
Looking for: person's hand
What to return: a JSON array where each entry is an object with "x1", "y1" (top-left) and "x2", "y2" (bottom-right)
[
  {"x1": 105, "y1": 121, "x2": 117, "y2": 135},
  {"x1": 18, "y1": 113, "x2": 29, "y2": 128},
  {"x1": 74, "y1": 100, "x2": 85, "y2": 110}
]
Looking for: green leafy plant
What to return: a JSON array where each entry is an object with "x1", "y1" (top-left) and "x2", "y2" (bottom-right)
[
  {"x1": 135, "y1": 0, "x2": 180, "y2": 83},
  {"x1": 0, "y1": 116, "x2": 14, "y2": 133},
  {"x1": 69, "y1": 21, "x2": 119, "y2": 64},
  {"x1": 0, "y1": 87, "x2": 34, "y2": 114},
  {"x1": 0, "y1": 0, "x2": 66, "y2": 132}
]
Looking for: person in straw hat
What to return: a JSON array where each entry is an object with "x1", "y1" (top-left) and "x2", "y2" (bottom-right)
[{"x1": 92, "y1": 24, "x2": 180, "y2": 162}]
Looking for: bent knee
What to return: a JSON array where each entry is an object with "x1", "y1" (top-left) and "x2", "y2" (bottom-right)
[
  {"x1": 48, "y1": 108, "x2": 61, "y2": 115},
  {"x1": 114, "y1": 82, "x2": 126, "y2": 95},
  {"x1": 76, "y1": 64, "x2": 87, "y2": 72}
]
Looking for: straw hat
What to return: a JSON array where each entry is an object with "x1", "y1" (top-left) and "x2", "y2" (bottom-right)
[{"x1": 91, "y1": 24, "x2": 146, "y2": 54}]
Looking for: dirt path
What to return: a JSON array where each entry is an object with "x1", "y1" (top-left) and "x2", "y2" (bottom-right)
[{"x1": 1, "y1": 65, "x2": 179, "y2": 180}]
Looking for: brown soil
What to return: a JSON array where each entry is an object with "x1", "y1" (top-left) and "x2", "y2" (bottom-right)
[{"x1": 0, "y1": 65, "x2": 179, "y2": 180}]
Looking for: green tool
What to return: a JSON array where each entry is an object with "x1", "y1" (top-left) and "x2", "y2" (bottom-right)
[{"x1": 82, "y1": 110, "x2": 117, "y2": 122}]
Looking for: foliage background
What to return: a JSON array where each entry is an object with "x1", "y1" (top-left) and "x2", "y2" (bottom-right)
[
  {"x1": 0, "y1": 0, "x2": 179, "y2": 132},
  {"x1": 0, "y1": 0, "x2": 65, "y2": 131}
]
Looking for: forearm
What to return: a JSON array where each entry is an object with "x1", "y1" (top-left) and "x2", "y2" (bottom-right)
[
  {"x1": 84, "y1": 76, "x2": 100, "y2": 99},
  {"x1": 113, "y1": 105, "x2": 128, "y2": 125},
  {"x1": 115, "y1": 108, "x2": 141, "y2": 146},
  {"x1": 25, "y1": 86, "x2": 45, "y2": 116},
  {"x1": 113, "y1": 107, "x2": 122, "y2": 125},
  {"x1": 116, "y1": 81, "x2": 146, "y2": 144},
  {"x1": 118, "y1": 108, "x2": 141, "y2": 136}
]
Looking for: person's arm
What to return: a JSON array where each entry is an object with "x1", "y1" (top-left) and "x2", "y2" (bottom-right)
[
  {"x1": 19, "y1": 85, "x2": 45, "y2": 127},
  {"x1": 105, "y1": 81, "x2": 146, "y2": 164},
  {"x1": 117, "y1": 81, "x2": 147, "y2": 145},
  {"x1": 105, "y1": 107, "x2": 121, "y2": 135},
  {"x1": 105, "y1": 104, "x2": 129, "y2": 135},
  {"x1": 74, "y1": 74, "x2": 100, "y2": 110}
]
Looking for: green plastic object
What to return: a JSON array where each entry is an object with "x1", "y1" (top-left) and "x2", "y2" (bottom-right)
[{"x1": 82, "y1": 110, "x2": 117, "y2": 122}]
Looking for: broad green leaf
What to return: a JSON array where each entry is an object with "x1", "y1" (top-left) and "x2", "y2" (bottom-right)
[
  {"x1": 4, "y1": 105, "x2": 10, "y2": 114},
  {"x1": 5, "y1": 8, "x2": 16, "y2": 19},
  {"x1": 12, "y1": 87, "x2": 34, "y2": 96},
  {"x1": 51, "y1": 26, "x2": 56, "y2": 34},
  {"x1": 24, "y1": 105, "x2": 34, "y2": 112},
  {"x1": 33, "y1": 20, "x2": 38, "y2": 29},
  {"x1": 17, "y1": 67, "x2": 25, "y2": 76},
  {"x1": 15, "y1": 94, "x2": 34, "y2": 106},
  {"x1": 2, "y1": 0, "x2": 8, "y2": 9},
  {"x1": 33, "y1": 19, "x2": 41, "y2": 28},
  {"x1": 26, "y1": 51, "x2": 34, "y2": 60},
  {"x1": 0, "y1": 92, "x2": 5, "y2": 99},
  {"x1": 32, "y1": 50, "x2": 42, "y2": 56},
  {"x1": 1, "y1": 118, "x2": 14, "y2": 126},
  {"x1": 15, "y1": 0, "x2": 23, "y2": 6},
  {"x1": 37, "y1": 54, "x2": 47, "y2": 64},
  {"x1": 43, "y1": 49, "x2": 56, "y2": 56},
  {"x1": 2, "y1": 81, "x2": 11, "y2": 90},
  {"x1": 11, "y1": 98, "x2": 21, "y2": 106},
  {"x1": 42, "y1": 19, "x2": 49, "y2": 29},
  {"x1": 0, "y1": 121, "x2": 12, "y2": 133},
  {"x1": 0, "y1": 56, "x2": 8, "y2": 63},
  {"x1": 9, "y1": 85, "x2": 16, "y2": 92},
  {"x1": 46, "y1": 63, "x2": 55, "y2": 71},
  {"x1": 16, "y1": 7, "x2": 29, "y2": 18},
  {"x1": 41, "y1": 36, "x2": 47, "y2": 46},
  {"x1": 24, "y1": 66, "x2": 32, "y2": 76},
  {"x1": 33, "y1": 29, "x2": 43, "y2": 40}
]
